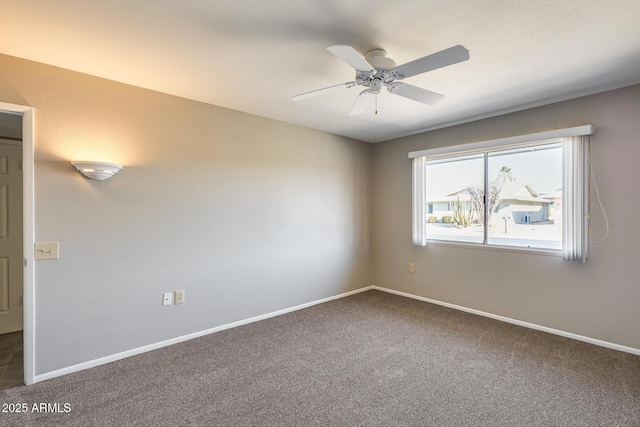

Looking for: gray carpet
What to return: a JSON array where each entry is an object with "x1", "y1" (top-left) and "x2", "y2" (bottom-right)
[{"x1": 1, "y1": 290, "x2": 639, "y2": 426}]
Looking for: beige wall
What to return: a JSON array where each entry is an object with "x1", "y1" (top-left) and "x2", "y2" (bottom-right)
[
  {"x1": 372, "y1": 85, "x2": 640, "y2": 350},
  {"x1": 0, "y1": 54, "x2": 371, "y2": 375}
]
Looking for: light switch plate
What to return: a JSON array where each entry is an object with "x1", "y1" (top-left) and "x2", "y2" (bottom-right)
[
  {"x1": 35, "y1": 242, "x2": 59, "y2": 260},
  {"x1": 163, "y1": 292, "x2": 173, "y2": 306}
]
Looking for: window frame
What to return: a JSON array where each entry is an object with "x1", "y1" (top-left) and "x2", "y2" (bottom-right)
[{"x1": 409, "y1": 125, "x2": 594, "y2": 260}]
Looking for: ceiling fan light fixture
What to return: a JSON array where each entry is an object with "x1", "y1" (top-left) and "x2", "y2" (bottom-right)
[{"x1": 369, "y1": 79, "x2": 382, "y2": 94}]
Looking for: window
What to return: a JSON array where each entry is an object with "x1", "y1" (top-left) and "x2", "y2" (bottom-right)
[
  {"x1": 410, "y1": 126, "x2": 594, "y2": 262},
  {"x1": 426, "y1": 153, "x2": 484, "y2": 244},
  {"x1": 423, "y1": 142, "x2": 562, "y2": 249}
]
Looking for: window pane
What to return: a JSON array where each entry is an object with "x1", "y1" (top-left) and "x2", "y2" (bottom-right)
[
  {"x1": 487, "y1": 143, "x2": 562, "y2": 249},
  {"x1": 426, "y1": 154, "x2": 484, "y2": 243}
]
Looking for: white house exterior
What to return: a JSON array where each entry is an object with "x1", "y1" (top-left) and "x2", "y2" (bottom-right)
[
  {"x1": 427, "y1": 182, "x2": 552, "y2": 224},
  {"x1": 493, "y1": 182, "x2": 552, "y2": 224}
]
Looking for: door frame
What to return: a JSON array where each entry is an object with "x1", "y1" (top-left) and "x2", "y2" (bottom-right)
[{"x1": 0, "y1": 101, "x2": 34, "y2": 385}]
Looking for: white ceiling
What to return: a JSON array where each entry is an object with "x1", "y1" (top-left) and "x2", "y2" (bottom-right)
[{"x1": 2, "y1": 0, "x2": 640, "y2": 143}]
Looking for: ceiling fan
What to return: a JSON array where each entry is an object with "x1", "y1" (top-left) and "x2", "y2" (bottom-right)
[{"x1": 292, "y1": 44, "x2": 469, "y2": 115}]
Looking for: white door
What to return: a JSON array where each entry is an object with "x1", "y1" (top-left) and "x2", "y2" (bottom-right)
[{"x1": 0, "y1": 142, "x2": 23, "y2": 334}]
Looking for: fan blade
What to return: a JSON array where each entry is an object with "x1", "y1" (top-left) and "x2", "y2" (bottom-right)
[
  {"x1": 292, "y1": 81, "x2": 357, "y2": 101},
  {"x1": 392, "y1": 45, "x2": 469, "y2": 79},
  {"x1": 348, "y1": 90, "x2": 373, "y2": 115},
  {"x1": 387, "y1": 82, "x2": 444, "y2": 106},
  {"x1": 327, "y1": 45, "x2": 375, "y2": 72}
]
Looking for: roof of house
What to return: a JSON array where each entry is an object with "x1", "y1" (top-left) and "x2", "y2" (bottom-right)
[
  {"x1": 540, "y1": 189, "x2": 563, "y2": 199},
  {"x1": 499, "y1": 182, "x2": 549, "y2": 203}
]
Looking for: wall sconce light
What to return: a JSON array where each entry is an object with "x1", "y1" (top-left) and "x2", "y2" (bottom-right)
[{"x1": 71, "y1": 161, "x2": 123, "y2": 181}]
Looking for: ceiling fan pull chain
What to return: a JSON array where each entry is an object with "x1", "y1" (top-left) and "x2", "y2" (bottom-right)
[{"x1": 375, "y1": 94, "x2": 378, "y2": 115}]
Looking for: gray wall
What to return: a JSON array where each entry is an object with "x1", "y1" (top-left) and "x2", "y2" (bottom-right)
[
  {"x1": 372, "y1": 85, "x2": 640, "y2": 350},
  {"x1": 0, "y1": 54, "x2": 371, "y2": 375}
]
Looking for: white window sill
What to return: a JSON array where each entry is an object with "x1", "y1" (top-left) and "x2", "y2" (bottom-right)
[{"x1": 424, "y1": 239, "x2": 562, "y2": 257}]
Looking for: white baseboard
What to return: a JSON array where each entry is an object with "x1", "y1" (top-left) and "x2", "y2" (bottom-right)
[
  {"x1": 34, "y1": 286, "x2": 374, "y2": 384},
  {"x1": 372, "y1": 285, "x2": 640, "y2": 357}
]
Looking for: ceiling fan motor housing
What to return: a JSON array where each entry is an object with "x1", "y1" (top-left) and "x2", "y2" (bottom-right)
[
  {"x1": 357, "y1": 49, "x2": 398, "y2": 93},
  {"x1": 365, "y1": 49, "x2": 396, "y2": 70}
]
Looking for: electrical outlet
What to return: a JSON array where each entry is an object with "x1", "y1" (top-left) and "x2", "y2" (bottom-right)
[
  {"x1": 174, "y1": 290, "x2": 185, "y2": 305},
  {"x1": 163, "y1": 292, "x2": 173, "y2": 306},
  {"x1": 408, "y1": 263, "x2": 414, "y2": 273}
]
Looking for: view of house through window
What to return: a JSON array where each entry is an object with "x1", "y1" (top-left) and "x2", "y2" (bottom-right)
[{"x1": 424, "y1": 142, "x2": 563, "y2": 249}]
